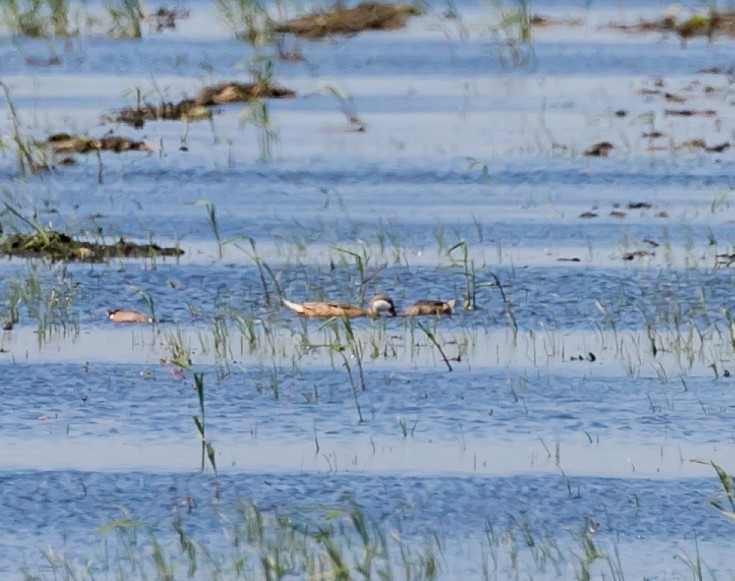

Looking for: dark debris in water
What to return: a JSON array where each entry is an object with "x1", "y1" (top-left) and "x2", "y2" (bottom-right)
[
  {"x1": 274, "y1": 2, "x2": 420, "y2": 39},
  {"x1": 609, "y1": 10, "x2": 735, "y2": 41},
  {"x1": 716, "y1": 252, "x2": 735, "y2": 267},
  {"x1": 569, "y1": 352, "x2": 597, "y2": 362},
  {"x1": 699, "y1": 66, "x2": 734, "y2": 74},
  {"x1": 44, "y1": 133, "x2": 154, "y2": 153},
  {"x1": 530, "y1": 14, "x2": 583, "y2": 28},
  {"x1": 579, "y1": 202, "x2": 660, "y2": 221},
  {"x1": 622, "y1": 250, "x2": 653, "y2": 261},
  {"x1": 664, "y1": 108, "x2": 716, "y2": 117},
  {"x1": 110, "y1": 100, "x2": 209, "y2": 127},
  {"x1": 144, "y1": 6, "x2": 190, "y2": 32},
  {"x1": 647, "y1": 138, "x2": 729, "y2": 153},
  {"x1": 196, "y1": 81, "x2": 295, "y2": 106},
  {"x1": 584, "y1": 141, "x2": 614, "y2": 157},
  {"x1": 110, "y1": 81, "x2": 295, "y2": 127},
  {"x1": 0, "y1": 231, "x2": 183, "y2": 262}
]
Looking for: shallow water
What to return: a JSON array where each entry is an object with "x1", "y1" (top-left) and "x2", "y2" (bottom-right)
[
  {"x1": 4, "y1": 470, "x2": 734, "y2": 578},
  {"x1": 2, "y1": 0, "x2": 735, "y2": 577}
]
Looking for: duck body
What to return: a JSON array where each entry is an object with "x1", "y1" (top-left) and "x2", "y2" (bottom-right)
[
  {"x1": 282, "y1": 295, "x2": 396, "y2": 318},
  {"x1": 404, "y1": 299, "x2": 456, "y2": 316},
  {"x1": 108, "y1": 309, "x2": 152, "y2": 323}
]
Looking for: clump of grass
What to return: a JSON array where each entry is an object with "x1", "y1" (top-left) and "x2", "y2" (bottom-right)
[
  {"x1": 331, "y1": 245, "x2": 385, "y2": 304},
  {"x1": 485, "y1": 0, "x2": 533, "y2": 67},
  {"x1": 210, "y1": 314, "x2": 231, "y2": 378},
  {"x1": 0, "y1": 0, "x2": 74, "y2": 37},
  {"x1": 215, "y1": 0, "x2": 272, "y2": 45},
  {"x1": 164, "y1": 327, "x2": 193, "y2": 368},
  {"x1": 241, "y1": 98, "x2": 279, "y2": 162},
  {"x1": 2, "y1": 262, "x2": 80, "y2": 344},
  {"x1": 447, "y1": 241, "x2": 478, "y2": 310},
  {"x1": 0, "y1": 81, "x2": 49, "y2": 175},
  {"x1": 107, "y1": 0, "x2": 143, "y2": 38},
  {"x1": 233, "y1": 237, "x2": 283, "y2": 306}
]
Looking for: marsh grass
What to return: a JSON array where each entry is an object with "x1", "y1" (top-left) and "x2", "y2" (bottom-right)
[
  {"x1": 447, "y1": 240, "x2": 479, "y2": 310},
  {"x1": 131, "y1": 285, "x2": 156, "y2": 325},
  {"x1": 22, "y1": 490, "x2": 731, "y2": 580},
  {"x1": 0, "y1": 80, "x2": 49, "y2": 175},
  {"x1": 416, "y1": 320, "x2": 453, "y2": 371},
  {"x1": 323, "y1": 85, "x2": 366, "y2": 131},
  {"x1": 332, "y1": 245, "x2": 385, "y2": 304},
  {"x1": 23, "y1": 499, "x2": 453, "y2": 580},
  {"x1": 693, "y1": 460, "x2": 735, "y2": 523},
  {"x1": 465, "y1": 156, "x2": 491, "y2": 183},
  {"x1": 209, "y1": 314, "x2": 232, "y2": 378},
  {"x1": 233, "y1": 237, "x2": 283, "y2": 306},
  {"x1": 215, "y1": 0, "x2": 272, "y2": 45},
  {"x1": 0, "y1": 0, "x2": 73, "y2": 37},
  {"x1": 195, "y1": 200, "x2": 222, "y2": 259},
  {"x1": 193, "y1": 372, "x2": 219, "y2": 484},
  {"x1": 302, "y1": 316, "x2": 371, "y2": 421},
  {"x1": 3, "y1": 201, "x2": 50, "y2": 246},
  {"x1": 233, "y1": 313, "x2": 260, "y2": 352},
  {"x1": 164, "y1": 327, "x2": 193, "y2": 368},
  {"x1": 1, "y1": 261, "x2": 80, "y2": 343},
  {"x1": 485, "y1": 0, "x2": 533, "y2": 67},
  {"x1": 240, "y1": 98, "x2": 278, "y2": 162},
  {"x1": 106, "y1": 0, "x2": 143, "y2": 38},
  {"x1": 331, "y1": 316, "x2": 367, "y2": 422}
]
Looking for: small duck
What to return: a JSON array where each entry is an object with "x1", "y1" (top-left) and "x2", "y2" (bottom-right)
[
  {"x1": 281, "y1": 295, "x2": 396, "y2": 318},
  {"x1": 108, "y1": 309, "x2": 153, "y2": 324},
  {"x1": 404, "y1": 299, "x2": 456, "y2": 316}
]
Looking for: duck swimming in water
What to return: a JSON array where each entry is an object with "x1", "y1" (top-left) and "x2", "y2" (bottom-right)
[
  {"x1": 108, "y1": 309, "x2": 153, "y2": 323},
  {"x1": 281, "y1": 295, "x2": 396, "y2": 318},
  {"x1": 403, "y1": 299, "x2": 456, "y2": 316}
]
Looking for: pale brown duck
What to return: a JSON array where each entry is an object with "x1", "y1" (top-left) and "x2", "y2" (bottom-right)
[
  {"x1": 281, "y1": 295, "x2": 396, "y2": 318},
  {"x1": 404, "y1": 299, "x2": 456, "y2": 316},
  {"x1": 108, "y1": 309, "x2": 152, "y2": 323}
]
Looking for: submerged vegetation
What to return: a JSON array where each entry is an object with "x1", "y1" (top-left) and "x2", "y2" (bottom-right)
[{"x1": 19, "y1": 461, "x2": 735, "y2": 579}]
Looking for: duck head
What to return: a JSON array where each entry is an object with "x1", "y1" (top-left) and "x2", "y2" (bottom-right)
[{"x1": 367, "y1": 295, "x2": 396, "y2": 316}]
